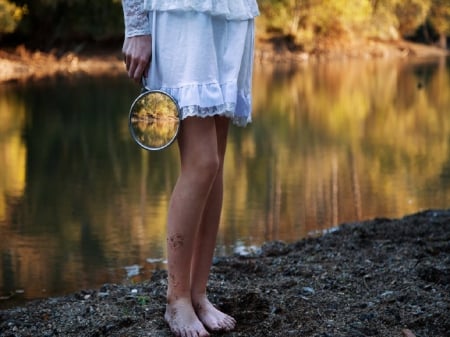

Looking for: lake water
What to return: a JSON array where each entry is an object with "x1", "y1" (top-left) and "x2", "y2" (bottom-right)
[{"x1": 1, "y1": 57, "x2": 450, "y2": 308}]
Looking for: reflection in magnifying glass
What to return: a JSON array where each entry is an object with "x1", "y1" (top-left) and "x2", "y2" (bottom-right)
[{"x1": 129, "y1": 90, "x2": 180, "y2": 151}]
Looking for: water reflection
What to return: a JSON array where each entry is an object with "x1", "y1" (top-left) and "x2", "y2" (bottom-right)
[
  {"x1": 222, "y1": 57, "x2": 450, "y2": 248},
  {"x1": 1, "y1": 57, "x2": 449, "y2": 307}
]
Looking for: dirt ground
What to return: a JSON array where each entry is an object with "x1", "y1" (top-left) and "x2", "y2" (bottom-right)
[{"x1": 0, "y1": 209, "x2": 449, "y2": 337}]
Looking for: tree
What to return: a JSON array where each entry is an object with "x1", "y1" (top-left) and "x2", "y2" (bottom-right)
[
  {"x1": 428, "y1": 0, "x2": 450, "y2": 48},
  {"x1": 395, "y1": 0, "x2": 431, "y2": 36},
  {"x1": 12, "y1": 0, "x2": 124, "y2": 47},
  {"x1": 258, "y1": 0, "x2": 372, "y2": 50},
  {"x1": 0, "y1": 0, "x2": 26, "y2": 34}
]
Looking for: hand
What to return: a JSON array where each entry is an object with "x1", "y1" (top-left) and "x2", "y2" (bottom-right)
[{"x1": 122, "y1": 35, "x2": 152, "y2": 83}]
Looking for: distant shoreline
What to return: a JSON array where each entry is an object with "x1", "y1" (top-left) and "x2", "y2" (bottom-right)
[
  {"x1": 0, "y1": 39, "x2": 448, "y2": 83},
  {"x1": 255, "y1": 38, "x2": 449, "y2": 63}
]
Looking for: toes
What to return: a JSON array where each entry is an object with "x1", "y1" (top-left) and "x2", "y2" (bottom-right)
[
  {"x1": 190, "y1": 329, "x2": 209, "y2": 337},
  {"x1": 174, "y1": 326, "x2": 209, "y2": 337},
  {"x1": 218, "y1": 314, "x2": 236, "y2": 331},
  {"x1": 166, "y1": 318, "x2": 208, "y2": 337},
  {"x1": 193, "y1": 299, "x2": 236, "y2": 332},
  {"x1": 209, "y1": 318, "x2": 234, "y2": 332},
  {"x1": 221, "y1": 318, "x2": 236, "y2": 331}
]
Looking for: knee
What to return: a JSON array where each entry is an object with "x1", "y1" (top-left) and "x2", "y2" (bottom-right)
[
  {"x1": 197, "y1": 154, "x2": 221, "y2": 182},
  {"x1": 184, "y1": 154, "x2": 220, "y2": 185}
]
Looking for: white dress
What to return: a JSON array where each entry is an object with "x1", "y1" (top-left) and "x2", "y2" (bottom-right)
[
  {"x1": 122, "y1": 0, "x2": 259, "y2": 126},
  {"x1": 144, "y1": 0, "x2": 259, "y2": 20}
]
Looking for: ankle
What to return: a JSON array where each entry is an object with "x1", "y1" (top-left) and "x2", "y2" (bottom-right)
[
  {"x1": 191, "y1": 291, "x2": 207, "y2": 303},
  {"x1": 167, "y1": 292, "x2": 191, "y2": 305}
]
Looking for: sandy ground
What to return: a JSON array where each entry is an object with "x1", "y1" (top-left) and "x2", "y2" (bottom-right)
[{"x1": 0, "y1": 209, "x2": 449, "y2": 337}]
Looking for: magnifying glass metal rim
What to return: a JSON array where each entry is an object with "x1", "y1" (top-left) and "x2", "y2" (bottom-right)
[{"x1": 128, "y1": 89, "x2": 181, "y2": 151}]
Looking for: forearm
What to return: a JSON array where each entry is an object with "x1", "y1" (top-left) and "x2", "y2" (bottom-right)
[{"x1": 122, "y1": 0, "x2": 151, "y2": 37}]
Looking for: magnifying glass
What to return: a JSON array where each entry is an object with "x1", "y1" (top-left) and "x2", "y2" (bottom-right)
[{"x1": 128, "y1": 89, "x2": 180, "y2": 151}]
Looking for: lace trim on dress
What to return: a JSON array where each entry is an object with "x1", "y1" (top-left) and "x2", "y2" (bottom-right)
[
  {"x1": 181, "y1": 103, "x2": 251, "y2": 127},
  {"x1": 153, "y1": 81, "x2": 252, "y2": 127},
  {"x1": 122, "y1": 0, "x2": 152, "y2": 37}
]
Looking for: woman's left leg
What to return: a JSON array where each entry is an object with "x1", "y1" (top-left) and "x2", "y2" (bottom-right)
[
  {"x1": 190, "y1": 116, "x2": 236, "y2": 332},
  {"x1": 164, "y1": 116, "x2": 223, "y2": 337}
]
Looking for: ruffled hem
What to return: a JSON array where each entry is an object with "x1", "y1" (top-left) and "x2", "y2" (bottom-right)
[
  {"x1": 181, "y1": 103, "x2": 252, "y2": 127},
  {"x1": 156, "y1": 81, "x2": 252, "y2": 127}
]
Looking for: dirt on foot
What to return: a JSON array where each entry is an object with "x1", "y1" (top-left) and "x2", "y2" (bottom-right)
[{"x1": 1, "y1": 209, "x2": 449, "y2": 337}]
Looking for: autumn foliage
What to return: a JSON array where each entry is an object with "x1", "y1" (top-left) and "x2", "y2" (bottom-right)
[{"x1": 0, "y1": 0, "x2": 449, "y2": 49}]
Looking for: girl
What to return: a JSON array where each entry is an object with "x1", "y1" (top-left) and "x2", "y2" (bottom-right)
[{"x1": 121, "y1": 1, "x2": 259, "y2": 336}]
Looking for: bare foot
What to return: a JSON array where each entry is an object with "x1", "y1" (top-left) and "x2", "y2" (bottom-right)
[
  {"x1": 193, "y1": 296, "x2": 236, "y2": 332},
  {"x1": 165, "y1": 297, "x2": 210, "y2": 337}
]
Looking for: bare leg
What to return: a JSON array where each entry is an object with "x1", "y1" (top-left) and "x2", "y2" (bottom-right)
[
  {"x1": 190, "y1": 117, "x2": 236, "y2": 332},
  {"x1": 164, "y1": 117, "x2": 221, "y2": 337}
]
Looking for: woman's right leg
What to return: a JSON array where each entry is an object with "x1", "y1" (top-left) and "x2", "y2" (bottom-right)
[
  {"x1": 189, "y1": 117, "x2": 236, "y2": 332},
  {"x1": 164, "y1": 117, "x2": 220, "y2": 337}
]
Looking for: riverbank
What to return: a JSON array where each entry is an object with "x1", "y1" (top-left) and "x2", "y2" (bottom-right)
[
  {"x1": 1, "y1": 209, "x2": 449, "y2": 337},
  {"x1": 256, "y1": 38, "x2": 449, "y2": 63},
  {"x1": 0, "y1": 44, "x2": 124, "y2": 83},
  {"x1": 0, "y1": 39, "x2": 448, "y2": 83}
]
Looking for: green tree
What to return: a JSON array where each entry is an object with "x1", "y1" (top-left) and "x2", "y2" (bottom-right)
[
  {"x1": 429, "y1": 0, "x2": 450, "y2": 48},
  {"x1": 2, "y1": 0, "x2": 449, "y2": 50},
  {"x1": 259, "y1": 0, "x2": 372, "y2": 50},
  {"x1": 395, "y1": 0, "x2": 431, "y2": 36},
  {"x1": 366, "y1": 0, "x2": 431, "y2": 39},
  {"x1": 367, "y1": 0, "x2": 401, "y2": 39},
  {"x1": 12, "y1": 0, "x2": 124, "y2": 47},
  {"x1": 0, "y1": 0, "x2": 26, "y2": 34},
  {"x1": 259, "y1": 0, "x2": 449, "y2": 46}
]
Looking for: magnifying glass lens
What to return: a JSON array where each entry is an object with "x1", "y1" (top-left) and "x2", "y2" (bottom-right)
[{"x1": 129, "y1": 90, "x2": 180, "y2": 151}]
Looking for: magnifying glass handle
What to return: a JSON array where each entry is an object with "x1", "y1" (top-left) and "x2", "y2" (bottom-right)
[{"x1": 141, "y1": 77, "x2": 149, "y2": 93}]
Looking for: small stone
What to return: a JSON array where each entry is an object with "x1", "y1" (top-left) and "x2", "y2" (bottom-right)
[{"x1": 301, "y1": 287, "x2": 315, "y2": 295}]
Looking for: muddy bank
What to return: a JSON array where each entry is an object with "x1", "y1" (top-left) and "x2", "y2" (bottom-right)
[{"x1": 1, "y1": 209, "x2": 449, "y2": 337}]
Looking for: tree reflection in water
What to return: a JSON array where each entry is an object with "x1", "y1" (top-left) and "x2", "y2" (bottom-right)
[{"x1": 1, "y1": 58, "x2": 449, "y2": 305}]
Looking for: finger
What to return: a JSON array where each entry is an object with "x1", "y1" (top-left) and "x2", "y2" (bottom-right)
[
  {"x1": 128, "y1": 59, "x2": 138, "y2": 81},
  {"x1": 125, "y1": 55, "x2": 131, "y2": 71},
  {"x1": 131, "y1": 61, "x2": 144, "y2": 82},
  {"x1": 144, "y1": 62, "x2": 150, "y2": 78},
  {"x1": 132, "y1": 57, "x2": 151, "y2": 82}
]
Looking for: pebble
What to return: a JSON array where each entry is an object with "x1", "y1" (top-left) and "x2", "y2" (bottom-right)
[
  {"x1": 302, "y1": 287, "x2": 315, "y2": 295},
  {"x1": 380, "y1": 290, "x2": 394, "y2": 297}
]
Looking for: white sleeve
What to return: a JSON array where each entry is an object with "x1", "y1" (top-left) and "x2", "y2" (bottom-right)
[{"x1": 122, "y1": 0, "x2": 152, "y2": 37}]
